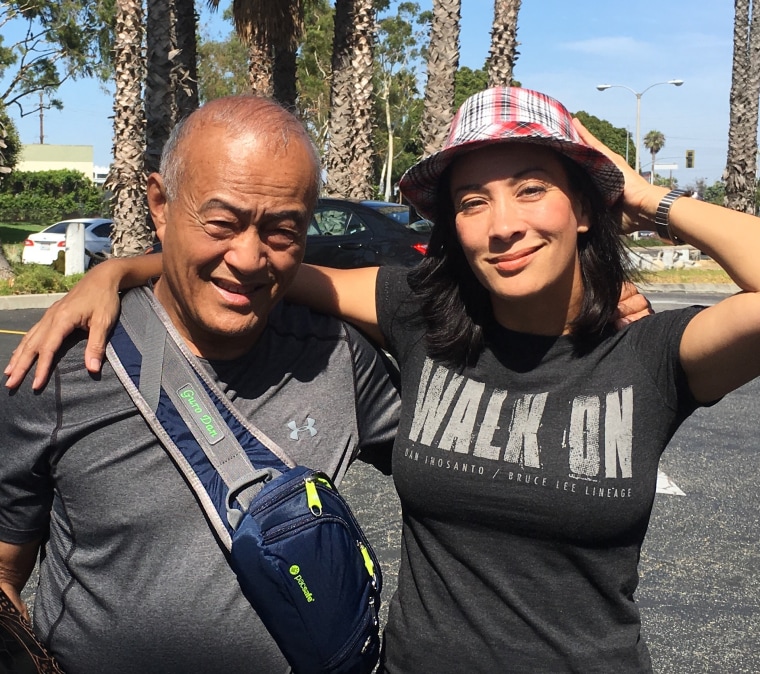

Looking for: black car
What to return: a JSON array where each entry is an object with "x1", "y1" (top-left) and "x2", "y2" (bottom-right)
[{"x1": 305, "y1": 198, "x2": 429, "y2": 269}]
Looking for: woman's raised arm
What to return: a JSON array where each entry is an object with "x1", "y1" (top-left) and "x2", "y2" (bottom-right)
[{"x1": 574, "y1": 118, "x2": 760, "y2": 403}]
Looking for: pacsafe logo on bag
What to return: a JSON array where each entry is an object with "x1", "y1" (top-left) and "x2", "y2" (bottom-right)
[{"x1": 289, "y1": 565, "x2": 315, "y2": 603}]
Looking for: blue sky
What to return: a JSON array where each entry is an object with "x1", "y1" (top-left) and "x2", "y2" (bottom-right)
[{"x1": 3, "y1": 0, "x2": 734, "y2": 187}]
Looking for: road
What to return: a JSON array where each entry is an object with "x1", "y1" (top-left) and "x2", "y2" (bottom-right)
[{"x1": 2, "y1": 291, "x2": 758, "y2": 672}]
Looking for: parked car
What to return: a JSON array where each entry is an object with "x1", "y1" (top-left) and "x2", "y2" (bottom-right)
[
  {"x1": 360, "y1": 200, "x2": 433, "y2": 232},
  {"x1": 22, "y1": 218, "x2": 114, "y2": 267},
  {"x1": 305, "y1": 198, "x2": 429, "y2": 269}
]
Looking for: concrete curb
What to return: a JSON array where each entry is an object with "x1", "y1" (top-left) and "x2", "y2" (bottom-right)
[
  {"x1": 0, "y1": 293, "x2": 66, "y2": 310},
  {"x1": 637, "y1": 283, "x2": 740, "y2": 294}
]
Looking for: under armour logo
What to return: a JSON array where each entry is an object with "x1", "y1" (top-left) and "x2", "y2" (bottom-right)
[{"x1": 288, "y1": 418, "x2": 317, "y2": 440}]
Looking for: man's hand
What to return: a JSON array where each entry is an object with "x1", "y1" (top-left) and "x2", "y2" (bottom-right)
[
  {"x1": 614, "y1": 282, "x2": 653, "y2": 330},
  {"x1": 0, "y1": 540, "x2": 41, "y2": 622}
]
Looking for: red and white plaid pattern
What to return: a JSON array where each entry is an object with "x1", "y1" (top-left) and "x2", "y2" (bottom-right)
[{"x1": 399, "y1": 87, "x2": 625, "y2": 220}]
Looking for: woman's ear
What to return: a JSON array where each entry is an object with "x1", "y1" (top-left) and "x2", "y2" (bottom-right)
[{"x1": 574, "y1": 195, "x2": 591, "y2": 234}]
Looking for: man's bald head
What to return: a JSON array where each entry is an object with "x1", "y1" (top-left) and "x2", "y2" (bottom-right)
[{"x1": 159, "y1": 95, "x2": 321, "y2": 208}]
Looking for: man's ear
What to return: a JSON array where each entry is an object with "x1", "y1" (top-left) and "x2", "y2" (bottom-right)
[{"x1": 147, "y1": 173, "x2": 168, "y2": 241}]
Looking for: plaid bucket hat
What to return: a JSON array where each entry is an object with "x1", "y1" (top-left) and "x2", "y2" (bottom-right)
[{"x1": 399, "y1": 87, "x2": 625, "y2": 221}]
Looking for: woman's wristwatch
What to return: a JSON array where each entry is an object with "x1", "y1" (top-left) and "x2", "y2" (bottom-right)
[{"x1": 654, "y1": 189, "x2": 689, "y2": 244}]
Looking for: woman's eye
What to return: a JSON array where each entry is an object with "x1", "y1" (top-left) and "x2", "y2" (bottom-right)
[
  {"x1": 458, "y1": 197, "x2": 486, "y2": 212},
  {"x1": 519, "y1": 184, "x2": 546, "y2": 198}
]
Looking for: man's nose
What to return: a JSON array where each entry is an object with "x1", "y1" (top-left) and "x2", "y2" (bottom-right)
[{"x1": 225, "y1": 228, "x2": 268, "y2": 273}]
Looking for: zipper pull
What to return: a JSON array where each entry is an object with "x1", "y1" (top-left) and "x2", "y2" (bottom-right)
[
  {"x1": 305, "y1": 477, "x2": 323, "y2": 516},
  {"x1": 358, "y1": 541, "x2": 375, "y2": 579}
]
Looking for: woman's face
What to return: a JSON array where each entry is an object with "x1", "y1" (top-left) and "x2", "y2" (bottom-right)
[{"x1": 449, "y1": 143, "x2": 590, "y2": 332}]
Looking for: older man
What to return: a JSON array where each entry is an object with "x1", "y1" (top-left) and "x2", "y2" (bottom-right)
[{"x1": 0, "y1": 96, "x2": 399, "y2": 673}]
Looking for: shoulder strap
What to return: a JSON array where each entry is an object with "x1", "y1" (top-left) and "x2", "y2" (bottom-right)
[{"x1": 106, "y1": 287, "x2": 297, "y2": 548}]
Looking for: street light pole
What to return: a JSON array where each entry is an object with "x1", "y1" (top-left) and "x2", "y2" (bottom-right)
[{"x1": 596, "y1": 79, "x2": 684, "y2": 176}]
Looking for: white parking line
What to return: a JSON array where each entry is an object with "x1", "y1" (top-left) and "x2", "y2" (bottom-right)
[{"x1": 656, "y1": 469, "x2": 686, "y2": 496}]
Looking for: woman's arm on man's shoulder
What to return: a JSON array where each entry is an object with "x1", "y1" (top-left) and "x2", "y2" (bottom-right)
[{"x1": 4, "y1": 254, "x2": 161, "y2": 390}]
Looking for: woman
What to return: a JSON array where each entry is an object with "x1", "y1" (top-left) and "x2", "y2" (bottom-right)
[{"x1": 7, "y1": 88, "x2": 760, "y2": 672}]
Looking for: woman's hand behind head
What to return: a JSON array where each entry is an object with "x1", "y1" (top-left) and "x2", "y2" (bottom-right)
[{"x1": 572, "y1": 118, "x2": 659, "y2": 234}]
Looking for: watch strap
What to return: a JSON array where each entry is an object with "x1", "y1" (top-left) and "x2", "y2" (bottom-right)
[{"x1": 654, "y1": 189, "x2": 688, "y2": 244}]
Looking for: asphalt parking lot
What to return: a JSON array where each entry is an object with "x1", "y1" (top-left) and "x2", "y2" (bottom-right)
[{"x1": 2, "y1": 292, "x2": 758, "y2": 672}]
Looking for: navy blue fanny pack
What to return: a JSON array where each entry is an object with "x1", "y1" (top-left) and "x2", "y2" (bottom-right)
[{"x1": 107, "y1": 288, "x2": 382, "y2": 674}]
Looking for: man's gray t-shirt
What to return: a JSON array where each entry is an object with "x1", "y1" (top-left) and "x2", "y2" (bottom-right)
[{"x1": 0, "y1": 297, "x2": 400, "y2": 674}]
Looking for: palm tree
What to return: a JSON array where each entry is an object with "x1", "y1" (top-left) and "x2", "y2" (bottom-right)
[
  {"x1": 0, "y1": 121, "x2": 13, "y2": 280},
  {"x1": 643, "y1": 130, "x2": 665, "y2": 182},
  {"x1": 175, "y1": 0, "x2": 200, "y2": 118},
  {"x1": 324, "y1": 0, "x2": 375, "y2": 198},
  {"x1": 724, "y1": 0, "x2": 760, "y2": 213},
  {"x1": 145, "y1": 0, "x2": 175, "y2": 176},
  {"x1": 487, "y1": 0, "x2": 521, "y2": 87},
  {"x1": 108, "y1": 0, "x2": 151, "y2": 257},
  {"x1": 207, "y1": 0, "x2": 303, "y2": 108},
  {"x1": 419, "y1": 0, "x2": 460, "y2": 158}
]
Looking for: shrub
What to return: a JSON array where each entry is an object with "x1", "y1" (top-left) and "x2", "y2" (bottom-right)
[
  {"x1": 0, "y1": 262, "x2": 84, "y2": 295},
  {"x1": 0, "y1": 169, "x2": 109, "y2": 224}
]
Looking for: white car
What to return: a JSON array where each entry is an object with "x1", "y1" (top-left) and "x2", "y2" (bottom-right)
[{"x1": 22, "y1": 218, "x2": 113, "y2": 267}]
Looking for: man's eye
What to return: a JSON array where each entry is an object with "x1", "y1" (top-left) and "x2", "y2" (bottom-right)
[
  {"x1": 264, "y1": 228, "x2": 300, "y2": 247},
  {"x1": 205, "y1": 221, "x2": 236, "y2": 236}
]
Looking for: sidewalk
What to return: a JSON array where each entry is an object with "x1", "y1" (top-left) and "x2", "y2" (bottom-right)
[
  {"x1": 0, "y1": 293, "x2": 66, "y2": 310},
  {"x1": 0, "y1": 283, "x2": 742, "y2": 312}
]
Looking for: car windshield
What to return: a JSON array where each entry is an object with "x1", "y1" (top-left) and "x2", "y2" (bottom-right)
[
  {"x1": 43, "y1": 222, "x2": 73, "y2": 235},
  {"x1": 364, "y1": 203, "x2": 411, "y2": 225}
]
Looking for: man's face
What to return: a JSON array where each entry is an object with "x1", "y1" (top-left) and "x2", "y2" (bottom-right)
[{"x1": 149, "y1": 124, "x2": 317, "y2": 359}]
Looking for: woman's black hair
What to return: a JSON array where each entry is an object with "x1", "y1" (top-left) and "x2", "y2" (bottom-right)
[{"x1": 405, "y1": 145, "x2": 636, "y2": 367}]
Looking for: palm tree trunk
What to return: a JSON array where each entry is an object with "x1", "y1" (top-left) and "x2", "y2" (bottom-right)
[
  {"x1": 273, "y1": 44, "x2": 298, "y2": 109},
  {"x1": 420, "y1": 0, "x2": 460, "y2": 157},
  {"x1": 0, "y1": 126, "x2": 14, "y2": 280},
  {"x1": 108, "y1": 0, "x2": 151, "y2": 257},
  {"x1": 487, "y1": 0, "x2": 521, "y2": 87},
  {"x1": 324, "y1": 0, "x2": 375, "y2": 198},
  {"x1": 174, "y1": 0, "x2": 199, "y2": 119},
  {"x1": 725, "y1": 0, "x2": 760, "y2": 213},
  {"x1": 145, "y1": 0, "x2": 175, "y2": 176},
  {"x1": 0, "y1": 246, "x2": 12, "y2": 281},
  {"x1": 247, "y1": 39, "x2": 275, "y2": 97},
  {"x1": 208, "y1": 1, "x2": 302, "y2": 107}
]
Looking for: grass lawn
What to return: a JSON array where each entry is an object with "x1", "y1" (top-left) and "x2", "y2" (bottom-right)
[
  {"x1": 1, "y1": 222, "x2": 45, "y2": 265},
  {"x1": 640, "y1": 266, "x2": 734, "y2": 285},
  {"x1": 0, "y1": 222, "x2": 45, "y2": 245}
]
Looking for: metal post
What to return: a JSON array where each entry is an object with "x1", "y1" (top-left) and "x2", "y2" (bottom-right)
[{"x1": 595, "y1": 80, "x2": 684, "y2": 178}]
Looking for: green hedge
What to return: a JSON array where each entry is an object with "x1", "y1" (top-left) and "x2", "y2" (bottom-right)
[{"x1": 0, "y1": 169, "x2": 110, "y2": 224}]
